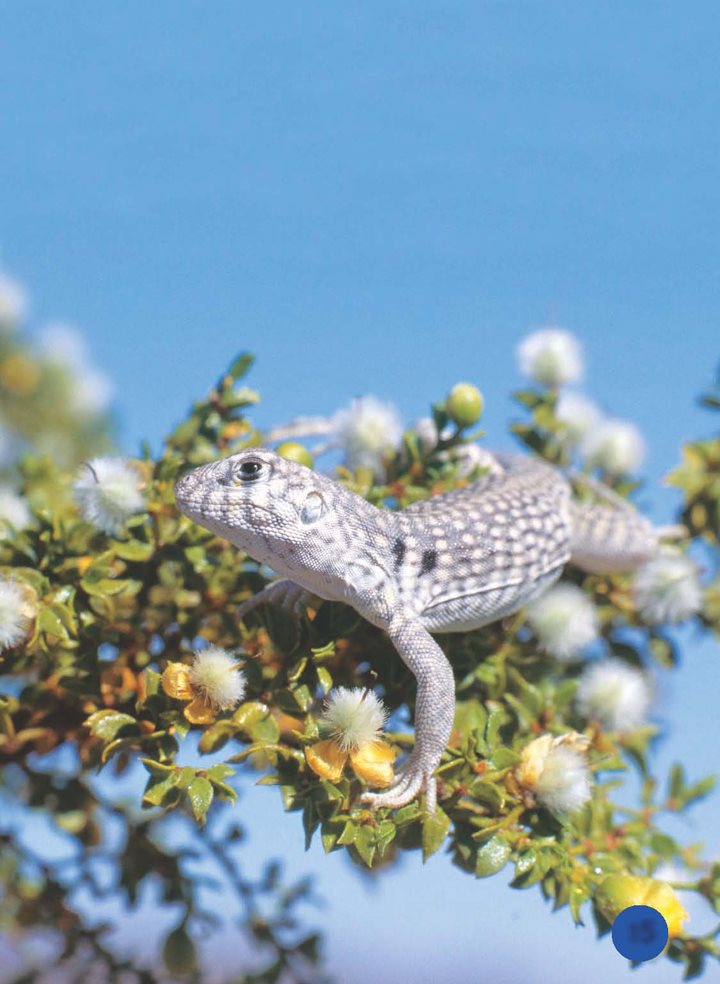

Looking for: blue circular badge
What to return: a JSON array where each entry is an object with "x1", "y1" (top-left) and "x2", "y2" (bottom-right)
[{"x1": 612, "y1": 905, "x2": 668, "y2": 961}]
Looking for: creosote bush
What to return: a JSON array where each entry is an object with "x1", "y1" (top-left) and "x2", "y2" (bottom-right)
[{"x1": 1, "y1": 295, "x2": 720, "y2": 981}]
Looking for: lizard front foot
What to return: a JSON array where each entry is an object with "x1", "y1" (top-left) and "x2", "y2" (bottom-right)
[
  {"x1": 360, "y1": 754, "x2": 437, "y2": 813},
  {"x1": 236, "y1": 579, "x2": 320, "y2": 621}
]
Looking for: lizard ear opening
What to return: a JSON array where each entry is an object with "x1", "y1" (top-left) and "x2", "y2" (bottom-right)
[{"x1": 300, "y1": 491, "x2": 325, "y2": 525}]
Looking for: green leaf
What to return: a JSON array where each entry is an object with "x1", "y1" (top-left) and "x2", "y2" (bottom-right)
[
  {"x1": 163, "y1": 925, "x2": 197, "y2": 976},
  {"x1": 209, "y1": 780, "x2": 237, "y2": 802},
  {"x1": 422, "y1": 806, "x2": 450, "y2": 861},
  {"x1": 112, "y1": 540, "x2": 154, "y2": 561},
  {"x1": 141, "y1": 668, "x2": 160, "y2": 698},
  {"x1": 489, "y1": 747, "x2": 520, "y2": 770},
  {"x1": 316, "y1": 666, "x2": 333, "y2": 694},
  {"x1": 207, "y1": 763, "x2": 235, "y2": 782},
  {"x1": 474, "y1": 834, "x2": 511, "y2": 878},
  {"x1": 337, "y1": 821, "x2": 358, "y2": 846},
  {"x1": 354, "y1": 824, "x2": 377, "y2": 867},
  {"x1": 85, "y1": 710, "x2": 139, "y2": 742},
  {"x1": 321, "y1": 823, "x2": 342, "y2": 853},
  {"x1": 287, "y1": 656, "x2": 308, "y2": 683},
  {"x1": 296, "y1": 933, "x2": 321, "y2": 963},
  {"x1": 683, "y1": 774, "x2": 717, "y2": 807},
  {"x1": 38, "y1": 606, "x2": 69, "y2": 640},
  {"x1": 453, "y1": 698, "x2": 488, "y2": 742},
  {"x1": 232, "y1": 702, "x2": 280, "y2": 743},
  {"x1": 289, "y1": 684, "x2": 313, "y2": 713},
  {"x1": 143, "y1": 775, "x2": 182, "y2": 807},
  {"x1": 175, "y1": 766, "x2": 196, "y2": 789},
  {"x1": 197, "y1": 721, "x2": 235, "y2": 754},
  {"x1": 227, "y1": 352, "x2": 254, "y2": 381},
  {"x1": 187, "y1": 776, "x2": 214, "y2": 825},
  {"x1": 485, "y1": 707, "x2": 505, "y2": 750},
  {"x1": 650, "y1": 832, "x2": 679, "y2": 857},
  {"x1": 469, "y1": 779, "x2": 505, "y2": 810},
  {"x1": 141, "y1": 757, "x2": 176, "y2": 778},
  {"x1": 512, "y1": 849, "x2": 537, "y2": 879}
]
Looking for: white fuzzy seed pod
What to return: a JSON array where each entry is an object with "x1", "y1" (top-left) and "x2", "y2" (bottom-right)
[
  {"x1": 516, "y1": 328, "x2": 584, "y2": 387},
  {"x1": 0, "y1": 579, "x2": 37, "y2": 650},
  {"x1": 73, "y1": 457, "x2": 145, "y2": 535},
  {"x1": 555, "y1": 390, "x2": 603, "y2": 445},
  {"x1": 0, "y1": 487, "x2": 32, "y2": 535},
  {"x1": 525, "y1": 583, "x2": 598, "y2": 660},
  {"x1": 188, "y1": 646, "x2": 246, "y2": 711},
  {"x1": 320, "y1": 686, "x2": 388, "y2": 752},
  {"x1": 516, "y1": 732, "x2": 592, "y2": 815},
  {"x1": 333, "y1": 396, "x2": 404, "y2": 477},
  {"x1": 576, "y1": 658, "x2": 652, "y2": 731},
  {"x1": 581, "y1": 419, "x2": 646, "y2": 475},
  {"x1": 632, "y1": 553, "x2": 702, "y2": 625}
]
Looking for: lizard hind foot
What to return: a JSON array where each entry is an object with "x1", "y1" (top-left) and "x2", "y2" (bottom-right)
[{"x1": 360, "y1": 763, "x2": 437, "y2": 813}]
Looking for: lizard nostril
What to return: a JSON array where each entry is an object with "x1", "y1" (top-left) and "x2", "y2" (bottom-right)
[{"x1": 175, "y1": 473, "x2": 192, "y2": 494}]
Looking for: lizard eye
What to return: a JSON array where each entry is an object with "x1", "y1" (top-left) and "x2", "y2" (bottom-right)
[{"x1": 234, "y1": 458, "x2": 265, "y2": 483}]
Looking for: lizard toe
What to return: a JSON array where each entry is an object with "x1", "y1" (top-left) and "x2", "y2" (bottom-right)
[{"x1": 360, "y1": 768, "x2": 436, "y2": 812}]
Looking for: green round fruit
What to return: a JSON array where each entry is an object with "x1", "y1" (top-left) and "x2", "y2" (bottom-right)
[
  {"x1": 276, "y1": 442, "x2": 314, "y2": 468},
  {"x1": 447, "y1": 383, "x2": 484, "y2": 427}
]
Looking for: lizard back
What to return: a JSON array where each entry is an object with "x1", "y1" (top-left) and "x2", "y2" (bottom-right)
[{"x1": 392, "y1": 453, "x2": 572, "y2": 632}]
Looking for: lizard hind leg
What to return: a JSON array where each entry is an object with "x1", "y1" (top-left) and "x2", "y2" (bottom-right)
[
  {"x1": 361, "y1": 614, "x2": 454, "y2": 814},
  {"x1": 569, "y1": 500, "x2": 687, "y2": 575}
]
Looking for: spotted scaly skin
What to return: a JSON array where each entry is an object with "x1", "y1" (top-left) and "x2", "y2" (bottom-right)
[{"x1": 175, "y1": 448, "x2": 678, "y2": 812}]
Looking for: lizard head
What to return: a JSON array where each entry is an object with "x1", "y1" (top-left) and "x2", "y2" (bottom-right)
[{"x1": 174, "y1": 447, "x2": 366, "y2": 581}]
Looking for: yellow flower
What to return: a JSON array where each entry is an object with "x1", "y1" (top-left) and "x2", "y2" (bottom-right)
[
  {"x1": 306, "y1": 737, "x2": 395, "y2": 786},
  {"x1": 161, "y1": 647, "x2": 246, "y2": 725},
  {"x1": 304, "y1": 687, "x2": 395, "y2": 787},
  {"x1": 596, "y1": 874, "x2": 689, "y2": 939}
]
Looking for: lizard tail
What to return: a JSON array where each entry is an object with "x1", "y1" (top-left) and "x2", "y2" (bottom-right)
[{"x1": 568, "y1": 502, "x2": 686, "y2": 575}]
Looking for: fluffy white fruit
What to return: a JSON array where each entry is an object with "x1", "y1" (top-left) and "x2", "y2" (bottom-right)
[
  {"x1": 320, "y1": 687, "x2": 388, "y2": 752},
  {"x1": 188, "y1": 646, "x2": 246, "y2": 710},
  {"x1": 633, "y1": 553, "x2": 702, "y2": 624},
  {"x1": 582, "y1": 418, "x2": 646, "y2": 475},
  {"x1": 576, "y1": 658, "x2": 652, "y2": 731},
  {"x1": 516, "y1": 328, "x2": 584, "y2": 387},
  {"x1": 73, "y1": 457, "x2": 145, "y2": 535},
  {"x1": 333, "y1": 396, "x2": 404, "y2": 477},
  {"x1": 525, "y1": 583, "x2": 598, "y2": 660}
]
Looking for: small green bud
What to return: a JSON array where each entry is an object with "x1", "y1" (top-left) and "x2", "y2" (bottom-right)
[
  {"x1": 276, "y1": 442, "x2": 314, "y2": 468},
  {"x1": 446, "y1": 383, "x2": 484, "y2": 427}
]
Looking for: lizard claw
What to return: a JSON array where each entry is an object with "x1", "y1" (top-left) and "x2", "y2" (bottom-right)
[
  {"x1": 236, "y1": 579, "x2": 320, "y2": 621},
  {"x1": 360, "y1": 757, "x2": 437, "y2": 813}
]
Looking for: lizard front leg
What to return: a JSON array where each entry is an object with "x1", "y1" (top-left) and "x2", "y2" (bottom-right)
[
  {"x1": 236, "y1": 579, "x2": 321, "y2": 621},
  {"x1": 361, "y1": 614, "x2": 455, "y2": 813}
]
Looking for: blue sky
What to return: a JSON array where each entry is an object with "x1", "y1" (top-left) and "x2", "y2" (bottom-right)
[{"x1": 1, "y1": 4, "x2": 719, "y2": 981}]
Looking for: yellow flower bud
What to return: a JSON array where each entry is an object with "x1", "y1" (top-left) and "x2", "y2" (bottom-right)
[
  {"x1": 349, "y1": 741, "x2": 396, "y2": 787},
  {"x1": 183, "y1": 696, "x2": 217, "y2": 725},
  {"x1": 161, "y1": 662, "x2": 194, "y2": 701},
  {"x1": 305, "y1": 739, "x2": 348, "y2": 782},
  {"x1": 643, "y1": 880, "x2": 689, "y2": 939},
  {"x1": 596, "y1": 875, "x2": 689, "y2": 939}
]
